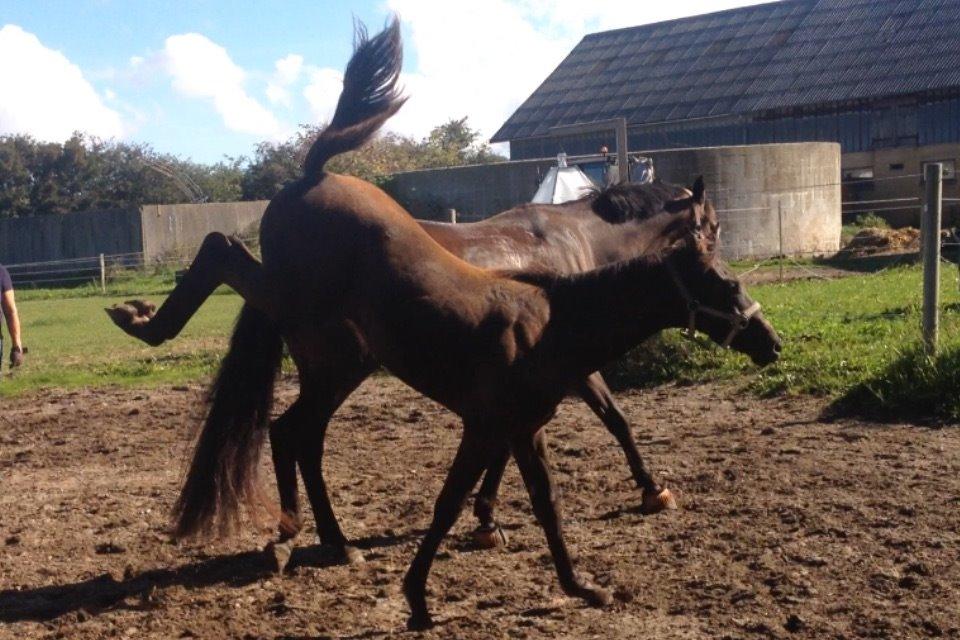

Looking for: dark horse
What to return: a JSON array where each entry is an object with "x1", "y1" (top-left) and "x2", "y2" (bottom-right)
[
  {"x1": 109, "y1": 81, "x2": 719, "y2": 564},
  {"x1": 107, "y1": 20, "x2": 781, "y2": 629}
]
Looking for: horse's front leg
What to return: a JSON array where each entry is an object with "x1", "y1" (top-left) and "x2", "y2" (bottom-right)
[
  {"x1": 575, "y1": 372, "x2": 676, "y2": 514},
  {"x1": 403, "y1": 427, "x2": 494, "y2": 630},
  {"x1": 512, "y1": 426, "x2": 611, "y2": 608},
  {"x1": 106, "y1": 232, "x2": 270, "y2": 345}
]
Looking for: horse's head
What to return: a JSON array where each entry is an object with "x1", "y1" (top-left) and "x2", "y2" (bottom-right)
[
  {"x1": 589, "y1": 177, "x2": 721, "y2": 259},
  {"x1": 665, "y1": 190, "x2": 781, "y2": 366},
  {"x1": 662, "y1": 176, "x2": 720, "y2": 252}
]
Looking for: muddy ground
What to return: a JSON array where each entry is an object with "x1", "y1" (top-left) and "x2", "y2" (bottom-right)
[{"x1": 1, "y1": 376, "x2": 958, "y2": 639}]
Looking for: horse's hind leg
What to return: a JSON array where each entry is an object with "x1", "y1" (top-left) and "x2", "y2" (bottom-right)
[
  {"x1": 276, "y1": 328, "x2": 377, "y2": 566},
  {"x1": 576, "y1": 372, "x2": 676, "y2": 514},
  {"x1": 265, "y1": 401, "x2": 307, "y2": 572},
  {"x1": 512, "y1": 427, "x2": 612, "y2": 608},
  {"x1": 471, "y1": 446, "x2": 511, "y2": 548},
  {"x1": 403, "y1": 427, "x2": 494, "y2": 630},
  {"x1": 106, "y1": 233, "x2": 269, "y2": 346}
]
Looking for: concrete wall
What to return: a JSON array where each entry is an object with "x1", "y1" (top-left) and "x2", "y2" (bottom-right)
[
  {"x1": 389, "y1": 142, "x2": 842, "y2": 259},
  {"x1": 646, "y1": 142, "x2": 842, "y2": 258},
  {"x1": 842, "y1": 142, "x2": 960, "y2": 227},
  {"x1": 388, "y1": 160, "x2": 556, "y2": 220},
  {"x1": 0, "y1": 201, "x2": 269, "y2": 268},
  {"x1": 139, "y1": 200, "x2": 268, "y2": 261},
  {"x1": 0, "y1": 208, "x2": 142, "y2": 265}
]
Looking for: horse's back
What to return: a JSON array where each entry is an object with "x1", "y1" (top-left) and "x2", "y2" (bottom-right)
[
  {"x1": 259, "y1": 173, "x2": 488, "y2": 323},
  {"x1": 420, "y1": 203, "x2": 599, "y2": 274}
]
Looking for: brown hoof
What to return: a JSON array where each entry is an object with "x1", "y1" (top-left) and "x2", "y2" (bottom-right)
[
  {"x1": 265, "y1": 540, "x2": 295, "y2": 574},
  {"x1": 104, "y1": 304, "x2": 137, "y2": 328},
  {"x1": 320, "y1": 543, "x2": 365, "y2": 565},
  {"x1": 565, "y1": 581, "x2": 612, "y2": 607},
  {"x1": 406, "y1": 612, "x2": 433, "y2": 631},
  {"x1": 640, "y1": 487, "x2": 677, "y2": 515},
  {"x1": 471, "y1": 524, "x2": 508, "y2": 549},
  {"x1": 342, "y1": 545, "x2": 365, "y2": 564}
]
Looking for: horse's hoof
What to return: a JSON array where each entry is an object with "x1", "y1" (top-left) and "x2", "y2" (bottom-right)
[
  {"x1": 406, "y1": 612, "x2": 433, "y2": 631},
  {"x1": 342, "y1": 545, "x2": 365, "y2": 564},
  {"x1": 320, "y1": 543, "x2": 365, "y2": 565},
  {"x1": 265, "y1": 540, "x2": 295, "y2": 574},
  {"x1": 471, "y1": 524, "x2": 508, "y2": 549},
  {"x1": 104, "y1": 304, "x2": 135, "y2": 328},
  {"x1": 640, "y1": 487, "x2": 677, "y2": 515},
  {"x1": 584, "y1": 586, "x2": 613, "y2": 608}
]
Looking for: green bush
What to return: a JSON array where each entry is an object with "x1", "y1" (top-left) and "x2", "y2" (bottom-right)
[{"x1": 852, "y1": 212, "x2": 891, "y2": 229}]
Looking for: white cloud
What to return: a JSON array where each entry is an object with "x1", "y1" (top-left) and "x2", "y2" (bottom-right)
[
  {"x1": 303, "y1": 66, "x2": 343, "y2": 123},
  {"x1": 163, "y1": 33, "x2": 281, "y2": 137},
  {"x1": 275, "y1": 54, "x2": 304, "y2": 85},
  {"x1": 0, "y1": 24, "x2": 124, "y2": 141},
  {"x1": 266, "y1": 53, "x2": 304, "y2": 107},
  {"x1": 384, "y1": 0, "x2": 770, "y2": 143}
]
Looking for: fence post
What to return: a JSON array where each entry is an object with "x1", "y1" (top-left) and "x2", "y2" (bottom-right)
[
  {"x1": 922, "y1": 163, "x2": 943, "y2": 355},
  {"x1": 99, "y1": 253, "x2": 106, "y2": 294},
  {"x1": 778, "y1": 201, "x2": 784, "y2": 283},
  {"x1": 447, "y1": 208, "x2": 457, "y2": 224}
]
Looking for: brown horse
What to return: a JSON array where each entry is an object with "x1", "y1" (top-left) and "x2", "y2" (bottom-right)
[
  {"x1": 107, "y1": 20, "x2": 781, "y2": 630},
  {"x1": 109, "y1": 89, "x2": 716, "y2": 563}
]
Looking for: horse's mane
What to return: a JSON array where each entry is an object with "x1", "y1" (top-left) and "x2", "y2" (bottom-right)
[{"x1": 584, "y1": 180, "x2": 692, "y2": 224}]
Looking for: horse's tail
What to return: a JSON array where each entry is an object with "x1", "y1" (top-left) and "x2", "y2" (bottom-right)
[
  {"x1": 302, "y1": 17, "x2": 406, "y2": 179},
  {"x1": 171, "y1": 303, "x2": 284, "y2": 539}
]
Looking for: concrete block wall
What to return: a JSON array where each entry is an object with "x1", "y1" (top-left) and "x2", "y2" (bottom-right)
[{"x1": 139, "y1": 200, "x2": 269, "y2": 262}]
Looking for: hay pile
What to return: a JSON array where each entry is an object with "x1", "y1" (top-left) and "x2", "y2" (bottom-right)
[{"x1": 839, "y1": 227, "x2": 920, "y2": 256}]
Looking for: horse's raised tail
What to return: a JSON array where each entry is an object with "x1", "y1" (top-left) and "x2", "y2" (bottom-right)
[
  {"x1": 302, "y1": 17, "x2": 406, "y2": 179},
  {"x1": 171, "y1": 303, "x2": 284, "y2": 539}
]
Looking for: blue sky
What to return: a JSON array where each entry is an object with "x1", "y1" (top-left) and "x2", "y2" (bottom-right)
[{"x1": 0, "y1": 0, "x2": 770, "y2": 163}]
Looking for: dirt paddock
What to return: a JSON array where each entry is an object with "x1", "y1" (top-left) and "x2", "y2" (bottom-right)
[{"x1": 1, "y1": 376, "x2": 958, "y2": 639}]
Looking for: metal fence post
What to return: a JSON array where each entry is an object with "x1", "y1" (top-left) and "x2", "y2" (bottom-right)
[
  {"x1": 922, "y1": 163, "x2": 943, "y2": 355},
  {"x1": 99, "y1": 253, "x2": 106, "y2": 294},
  {"x1": 447, "y1": 208, "x2": 457, "y2": 224}
]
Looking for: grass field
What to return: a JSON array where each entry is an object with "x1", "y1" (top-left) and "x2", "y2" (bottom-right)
[
  {"x1": 1, "y1": 281, "x2": 243, "y2": 395},
  {"x1": 4, "y1": 265, "x2": 960, "y2": 418}
]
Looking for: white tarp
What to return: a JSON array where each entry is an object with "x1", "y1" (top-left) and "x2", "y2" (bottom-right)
[{"x1": 532, "y1": 155, "x2": 596, "y2": 204}]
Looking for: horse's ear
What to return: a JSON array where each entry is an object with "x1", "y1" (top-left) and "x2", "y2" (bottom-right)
[
  {"x1": 692, "y1": 176, "x2": 706, "y2": 205},
  {"x1": 664, "y1": 196, "x2": 692, "y2": 214}
]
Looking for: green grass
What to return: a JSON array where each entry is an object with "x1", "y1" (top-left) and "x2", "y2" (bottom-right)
[
  {"x1": 1, "y1": 288, "x2": 243, "y2": 396},
  {"x1": 5, "y1": 263, "x2": 960, "y2": 421},
  {"x1": 607, "y1": 264, "x2": 960, "y2": 420}
]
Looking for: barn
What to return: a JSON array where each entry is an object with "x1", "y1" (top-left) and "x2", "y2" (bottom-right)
[{"x1": 491, "y1": 0, "x2": 960, "y2": 224}]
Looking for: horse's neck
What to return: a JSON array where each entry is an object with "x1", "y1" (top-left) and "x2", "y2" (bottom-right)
[
  {"x1": 420, "y1": 204, "x2": 681, "y2": 274},
  {"x1": 577, "y1": 210, "x2": 680, "y2": 267},
  {"x1": 542, "y1": 256, "x2": 683, "y2": 375}
]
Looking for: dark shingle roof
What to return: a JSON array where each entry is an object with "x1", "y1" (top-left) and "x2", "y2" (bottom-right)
[{"x1": 491, "y1": 0, "x2": 960, "y2": 142}]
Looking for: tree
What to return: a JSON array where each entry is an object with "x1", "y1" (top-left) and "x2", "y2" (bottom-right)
[{"x1": 0, "y1": 116, "x2": 505, "y2": 216}]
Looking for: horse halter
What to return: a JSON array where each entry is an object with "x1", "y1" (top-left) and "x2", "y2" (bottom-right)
[{"x1": 666, "y1": 261, "x2": 762, "y2": 348}]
